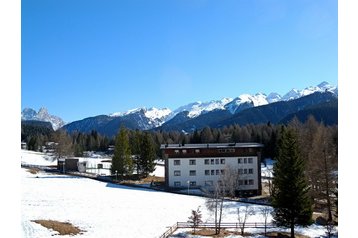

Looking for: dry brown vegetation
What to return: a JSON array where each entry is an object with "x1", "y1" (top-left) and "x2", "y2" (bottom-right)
[
  {"x1": 264, "y1": 232, "x2": 310, "y2": 238},
  {"x1": 188, "y1": 228, "x2": 232, "y2": 237},
  {"x1": 27, "y1": 168, "x2": 41, "y2": 174},
  {"x1": 119, "y1": 175, "x2": 164, "y2": 185},
  {"x1": 32, "y1": 220, "x2": 84, "y2": 236}
]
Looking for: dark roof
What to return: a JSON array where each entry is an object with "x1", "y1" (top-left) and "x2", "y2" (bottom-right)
[{"x1": 160, "y1": 143, "x2": 264, "y2": 149}]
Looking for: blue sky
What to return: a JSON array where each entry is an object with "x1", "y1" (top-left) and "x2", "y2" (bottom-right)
[{"x1": 21, "y1": 0, "x2": 338, "y2": 122}]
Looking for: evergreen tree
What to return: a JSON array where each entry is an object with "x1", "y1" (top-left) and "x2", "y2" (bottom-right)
[
  {"x1": 111, "y1": 126, "x2": 133, "y2": 178},
  {"x1": 139, "y1": 132, "x2": 156, "y2": 177},
  {"x1": 271, "y1": 127, "x2": 313, "y2": 238}
]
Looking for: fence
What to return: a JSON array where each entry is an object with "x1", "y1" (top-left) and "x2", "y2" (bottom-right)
[
  {"x1": 159, "y1": 221, "x2": 276, "y2": 238},
  {"x1": 158, "y1": 223, "x2": 178, "y2": 238}
]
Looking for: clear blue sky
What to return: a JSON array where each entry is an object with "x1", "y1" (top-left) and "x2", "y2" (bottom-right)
[{"x1": 21, "y1": 0, "x2": 338, "y2": 122}]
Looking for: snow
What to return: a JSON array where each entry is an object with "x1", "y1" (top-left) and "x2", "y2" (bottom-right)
[
  {"x1": 144, "y1": 107, "x2": 172, "y2": 121},
  {"x1": 266, "y1": 92, "x2": 281, "y2": 103},
  {"x1": 21, "y1": 150, "x2": 334, "y2": 238},
  {"x1": 171, "y1": 98, "x2": 234, "y2": 119},
  {"x1": 21, "y1": 150, "x2": 57, "y2": 167}
]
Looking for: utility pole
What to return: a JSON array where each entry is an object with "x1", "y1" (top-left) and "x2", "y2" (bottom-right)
[{"x1": 187, "y1": 180, "x2": 190, "y2": 195}]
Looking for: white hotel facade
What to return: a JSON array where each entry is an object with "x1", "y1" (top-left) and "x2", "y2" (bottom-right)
[{"x1": 160, "y1": 143, "x2": 264, "y2": 197}]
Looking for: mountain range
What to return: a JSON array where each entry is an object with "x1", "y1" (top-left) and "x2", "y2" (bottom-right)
[
  {"x1": 21, "y1": 107, "x2": 65, "y2": 130},
  {"x1": 22, "y1": 81, "x2": 338, "y2": 136}
]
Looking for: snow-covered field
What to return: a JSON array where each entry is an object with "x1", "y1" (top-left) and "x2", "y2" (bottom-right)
[{"x1": 21, "y1": 150, "x2": 333, "y2": 237}]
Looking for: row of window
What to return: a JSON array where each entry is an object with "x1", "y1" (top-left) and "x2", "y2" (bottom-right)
[
  {"x1": 173, "y1": 179, "x2": 254, "y2": 187},
  {"x1": 174, "y1": 149, "x2": 200, "y2": 154},
  {"x1": 174, "y1": 181, "x2": 196, "y2": 187},
  {"x1": 217, "y1": 148, "x2": 235, "y2": 153},
  {"x1": 238, "y1": 157, "x2": 254, "y2": 164},
  {"x1": 173, "y1": 157, "x2": 254, "y2": 166},
  {"x1": 174, "y1": 168, "x2": 254, "y2": 176},
  {"x1": 204, "y1": 159, "x2": 226, "y2": 165}
]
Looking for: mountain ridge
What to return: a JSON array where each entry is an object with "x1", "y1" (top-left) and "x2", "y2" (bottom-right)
[{"x1": 22, "y1": 81, "x2": 337, "y2": 134}]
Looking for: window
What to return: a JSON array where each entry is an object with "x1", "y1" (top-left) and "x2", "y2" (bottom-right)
[
  {"x1": 174, "y1": 170, "x2": 181, "y2": 176},
  {"x1": 174, "y1": 160, "x2": 180, "y2": 165},
  {"x1": 220, "y1": 170, "x2": 225, "y2": 175},
  {"x1": 243, "y1": 168, "x2": 248, "y2": 174},
  {"x1": 189, "y1": 170, "x2": 196, "y2": 176},
  {"x1": 238, "y1": 180, "x2": 243, "y2": 185},
  {"x1": 238, "y1": 169, "x2": 243, "y2": 174},
  {"x1": 195, "y1": 149, "x2": 200, "y2": 153},
  {"x1": 189, "y1": 159, "x2": 196, "y2": 165},
  {"x1": 215, "y1": 159, "x2": 219, "y2": 164},
  {"x1": 244, "y1": 180, "x2": 248, "y2": 185},
  {"x1": 189, "y1": 181, "x2": 196, "y2": 186},
  {"x1": 205, "y1": 170, "x2": 210, "y2": 175},
  {"x1": 204, "y1": 159, "x2": 209, "y2": 165},
  {"x1": 174, "y1": 150, "x2": 179, "y2": 154},
  {"x1": 211, "y1": 159, "x2": 214, "y2": 164},
  {"x1": 244, "y1": 158, "x2": 247, "y2": 164},
  {"x1": 220, "y1": 159, "x2": 225, "y2": 164},
  {"x1": 248, "y1": 158, "x2": 253, "y2": 163},
  {"x1": 238, "y1": 158, "x2": 241, "y2": 164},
  {"x1": 248, "y1": 168, "x2": 253, "y2": 174},
  {"x1": 216, "y1": 169, "x2": 220, "y2": 175},
  {"x1": 248, "y1": 179, "x2": 254, "y2": 185},
  {"x1": 211, "y1": 170, "x2": 215, "y2": 175},
  {"x1": 174, "y1": 181, "x2": 181, "y2": 187},
  {"x1": 182, "y1": 149, "x2": 187, "y2": 154}
]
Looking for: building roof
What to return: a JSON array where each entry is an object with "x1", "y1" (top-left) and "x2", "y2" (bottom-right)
[{"x1": 160, "y1": 143, "x2": 264, "y2": 149}]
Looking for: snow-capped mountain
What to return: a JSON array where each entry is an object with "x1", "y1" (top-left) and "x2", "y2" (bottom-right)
[
  {"x1": 224, "y1": 93, "x2": 268, "y2": 114},
  {"x1": 110, "y1": 107, "x2": 172, "y2": 128},
  {"x1": 174, "y1": 81, "x2": 337, "y2": 117},
  {"x1": 266, "y1": 92, "x2": 282, "y2": 103},
  {"x1": 170, "y1": 98, "x2": 233, "y2": 119},
  {"x1": 282, "y1": 81, "x2": 337, "y2": 101},
  {"x1": 53, "y1": 81, "x2": 339, "y2": 135},
  {"x1": 21, "y1": 107, "x2": 65, "y2": 130}
]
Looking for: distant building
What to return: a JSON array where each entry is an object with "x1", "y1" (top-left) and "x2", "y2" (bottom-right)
[
  {"x1": 21, "y1": 142, "x2": 27, "y2": 150},
  {"x1": 160, "y1": 143, "x2": 264, "y2": 197},
  {"x1": 58, "y1": 158, "x2": 79, "y2": 173}
]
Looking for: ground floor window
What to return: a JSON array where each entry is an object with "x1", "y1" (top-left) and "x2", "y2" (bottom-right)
[
  {"x1": 205, "y1": 180, "x2": 213, "y2": 186},
  {"x1": 174, "y1": 181, "x2": 181, "y2": 187}
]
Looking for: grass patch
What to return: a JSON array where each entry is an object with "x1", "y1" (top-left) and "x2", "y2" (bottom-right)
[{"x1": 32, "y1": 219, "x2": 84, "y2": 236}]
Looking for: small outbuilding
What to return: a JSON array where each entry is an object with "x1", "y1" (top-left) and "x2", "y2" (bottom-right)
[{"x1": 58, "y1": 158, "x2": 79, "y2": 173}]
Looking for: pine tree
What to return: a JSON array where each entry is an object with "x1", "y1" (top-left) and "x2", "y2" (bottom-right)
[
  {"x1": 111, "y1": 126, "x2": 133, "y2": 178},
  {"x1": 139, "y1": 132, "x2": 156, "y2": 177},
  {"x1": 271, "y1": 127, "x2": 313, "y2": 238}
]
